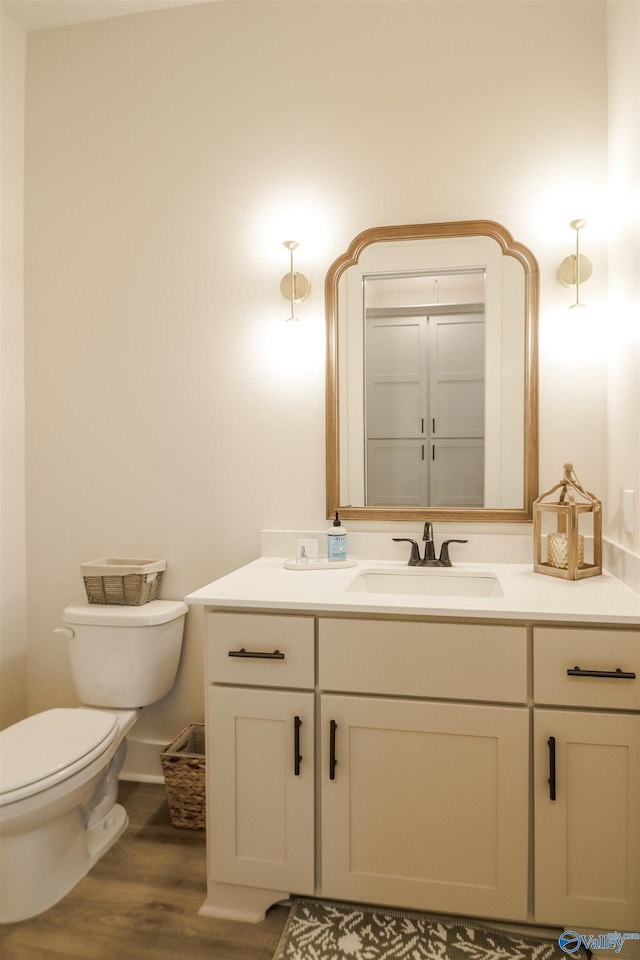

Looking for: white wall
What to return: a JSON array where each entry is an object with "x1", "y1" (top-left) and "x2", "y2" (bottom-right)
[
  {"x1": 0, "y1": 6, "x2": 27, "y2": 729},
  {"x1": 606, "y1": 0, "x2": 640, "y2": 582},
  {"x1": 10, "y1": 1, "x2": 627, "y2": 762}
]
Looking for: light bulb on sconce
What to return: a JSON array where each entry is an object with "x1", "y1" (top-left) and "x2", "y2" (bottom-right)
[
  {"x1": 557, "y1": 219, "x2": 593, "y2": 308},
  {"x1": 280, "y1": 241, "x2": 310, "y2": 322}
]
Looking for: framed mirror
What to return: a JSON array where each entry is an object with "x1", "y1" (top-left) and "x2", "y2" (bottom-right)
[{"x1": 326, "y1": 220, "x2": 539, "y2": 522}]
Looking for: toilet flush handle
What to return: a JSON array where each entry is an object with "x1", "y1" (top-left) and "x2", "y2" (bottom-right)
[{"x1": 53, "y1": 627, "x2": 75, "y2": 640}]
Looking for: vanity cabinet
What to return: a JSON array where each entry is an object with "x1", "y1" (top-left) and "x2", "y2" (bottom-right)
[
  {"x1": 533, "y1": 627, "x2": 640, "y2": 930},
  {"x1": 202, "y1": 609, "x2": 639, "y2": 931}
]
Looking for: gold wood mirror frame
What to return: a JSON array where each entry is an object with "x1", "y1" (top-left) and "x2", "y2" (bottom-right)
[{"x1": 326, "y1": 220, "x2": 539, "y2": 522}]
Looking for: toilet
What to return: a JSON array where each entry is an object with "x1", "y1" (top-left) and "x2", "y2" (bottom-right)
[{"x1": 0, "y1": 598, "x2": 187, "y2": 924}]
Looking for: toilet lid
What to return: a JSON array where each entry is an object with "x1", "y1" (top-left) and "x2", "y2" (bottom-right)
[{"x1": 0, "y1": 708, "x2": 119, "y2": 798}]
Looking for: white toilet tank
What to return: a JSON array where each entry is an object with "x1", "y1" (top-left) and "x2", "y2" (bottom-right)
[{"x1": 61, "y1": 600, "x2": 187, "y2": 708}]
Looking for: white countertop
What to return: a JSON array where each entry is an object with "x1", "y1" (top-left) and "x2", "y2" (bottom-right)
[{"x1": 185, "y1": 558, "x2": 640, "y2": 625}]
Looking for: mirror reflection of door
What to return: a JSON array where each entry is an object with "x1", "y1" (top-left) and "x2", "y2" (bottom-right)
[{"x1": 364, "y1": 272, "x2": 485, "y2": 508}]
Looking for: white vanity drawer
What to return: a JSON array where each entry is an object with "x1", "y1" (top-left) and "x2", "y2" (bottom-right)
[
  {"x1": 534, "y1": 627, "x2": 640, "y2": 710},
  {"x1": 207, "y1": 612, "x2": 314, "y2": 689},
  {"x1": 319, "y1": 618, "x2": 527, "y2": 703}
]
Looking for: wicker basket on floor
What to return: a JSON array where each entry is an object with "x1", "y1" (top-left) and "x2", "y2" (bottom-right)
[
  {"x1": 160, "y1": 724, "x2": 206, "y2": 830},
  {"x1": 81, "y1": 558, "x2": 166, "y2": 605}
]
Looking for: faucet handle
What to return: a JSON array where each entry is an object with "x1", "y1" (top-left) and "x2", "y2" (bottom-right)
[
  {"x1": 438, "y1": 539, "x2": 468, "y2": 566},
  {"x1": 392, "y1": 538, "x2": 421, "y2": 566}
]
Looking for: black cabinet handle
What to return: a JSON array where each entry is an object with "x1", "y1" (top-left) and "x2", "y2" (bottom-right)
[
  {"x1": 567, "y1": 666, "x2": 636, "y2": 680},
  {"x1": 547, "y1": 736, "x2": 556, "y2": 801},
  {"x1": 227, "y1": 648, "x2": 285, "y2": 660},
  {"x1": 294, "y1": 716, "x2": 302, "y2": 776},
  {"x1": 329, "y1": 720, "x2": 338, "y2": 780}
]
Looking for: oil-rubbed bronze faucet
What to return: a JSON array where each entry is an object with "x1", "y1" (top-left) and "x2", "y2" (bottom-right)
[
  {"x1": 393, "y1": 522, "x2": 468, "y2": 567},
  {"x1": 422, "y1": 521, "x2": 436, "y2": 562}
]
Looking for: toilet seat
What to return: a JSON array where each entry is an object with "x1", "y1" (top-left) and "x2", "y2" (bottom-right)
[{"x1": 0, "y1": 708, "x2": 119, "y2": 806}]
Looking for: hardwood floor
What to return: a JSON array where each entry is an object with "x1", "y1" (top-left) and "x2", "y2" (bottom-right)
[{"x1": 0, "y1": 781, "x2": 288, "y2": 960}]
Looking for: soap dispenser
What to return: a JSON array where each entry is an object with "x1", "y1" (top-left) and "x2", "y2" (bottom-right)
[{"x1": 327, "y1": 511, "x2": 347, "y2": 561}]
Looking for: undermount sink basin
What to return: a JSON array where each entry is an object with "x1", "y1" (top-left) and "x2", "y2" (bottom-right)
[{"x1": 347, "y1": 567, "x2": 504, "y2": 598}]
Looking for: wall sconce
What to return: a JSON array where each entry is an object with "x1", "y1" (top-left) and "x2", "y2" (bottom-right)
[
  {"x1": 557, "y1": 219, "x2": 592, "y2": 308},
  {"x1": 280, "y1": 241, "x2": 310, "y2": 322}
]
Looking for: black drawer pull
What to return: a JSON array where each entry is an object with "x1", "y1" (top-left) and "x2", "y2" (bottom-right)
[
  {"x1": 294, "y1": 716, "x2": 302, "y2": 776},
  {"x1": 228, "y1": 648, "x2": 285, "y2": 660},
  {"x1": 567, "y1": 666, "x2": 636, "y2": 680},
  {"x1": 547, "y1": 736, "x2": 556, "y2": 801}
]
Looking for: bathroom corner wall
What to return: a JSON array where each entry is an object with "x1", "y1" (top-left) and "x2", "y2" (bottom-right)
[
  {"x1": 20, "y1": 1, "x2": 622, "y2": 772},
  {"x1": 0, "y1": 6, "x2": 28, "y2": 730},
  {"x1": 605, "y1": 0, "x2": 640, "y2": 588}
]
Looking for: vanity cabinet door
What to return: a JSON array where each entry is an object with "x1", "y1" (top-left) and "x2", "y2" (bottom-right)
[
  {"x1": 320, "y1": 695, "x2": 529, "y2": 921},
  {"x1": 206, "y1": 686, "x2": 315, "y2": 895},
  {"x1": 534, "y1": 709, "x2": 640, "y2": 929}
]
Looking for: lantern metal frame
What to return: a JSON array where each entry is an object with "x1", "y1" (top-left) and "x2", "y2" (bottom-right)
[{"x1": 533, "y1": 463, "x2": 602, "y2": 580}]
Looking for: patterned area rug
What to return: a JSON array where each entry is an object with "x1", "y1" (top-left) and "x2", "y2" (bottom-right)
[{"x1": 273, "y1": 898, "x2": 590, "y2": 960}]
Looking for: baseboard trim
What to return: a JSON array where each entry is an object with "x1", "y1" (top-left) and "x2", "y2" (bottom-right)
[
  {"x1": 120, "y1": 771, "x2": 165, "y2": 784},
  {"x1": 119, "y1": 736, "x2": 166, "y2": 784}
]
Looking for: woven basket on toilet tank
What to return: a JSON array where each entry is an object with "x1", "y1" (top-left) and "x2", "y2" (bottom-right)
[{"x1": 81, "y1": 558, "x2": 166, "y2": 605}]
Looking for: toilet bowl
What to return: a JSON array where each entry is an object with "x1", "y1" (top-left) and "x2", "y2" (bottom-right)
[{"x1": 0, "y1": 598, "x2": 187, "y2": 923}]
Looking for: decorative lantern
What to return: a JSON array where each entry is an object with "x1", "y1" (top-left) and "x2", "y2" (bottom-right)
[{"x1": 533, "y1": 463, "x2": 602, "y2": 580}]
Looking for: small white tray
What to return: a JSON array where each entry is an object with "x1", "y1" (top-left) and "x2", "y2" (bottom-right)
[{"x1": 284, "y1": 556, "x2": 358, "y2": 571}]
